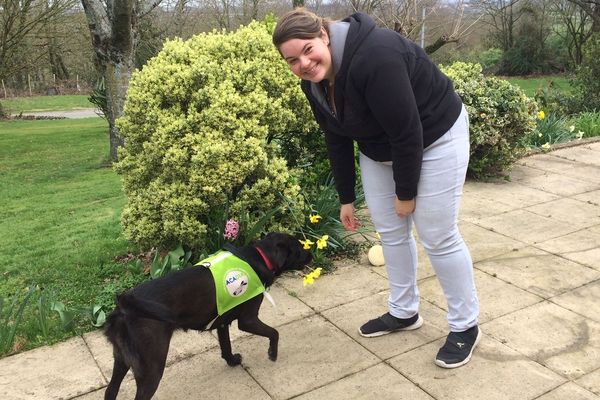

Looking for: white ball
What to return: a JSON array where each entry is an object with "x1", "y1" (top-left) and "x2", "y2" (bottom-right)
[{"x1": 368, "y1": 245, "x2": 385, "y2": 266}]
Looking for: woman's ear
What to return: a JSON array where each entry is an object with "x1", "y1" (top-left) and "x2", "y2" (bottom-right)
[{"x1": 320, "y1": 27, "x2": 330, "y2": 46}]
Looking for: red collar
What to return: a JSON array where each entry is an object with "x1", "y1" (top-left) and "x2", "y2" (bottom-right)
[{"x1": 255, "y1": 246, "x2": 275, "y2": 272}]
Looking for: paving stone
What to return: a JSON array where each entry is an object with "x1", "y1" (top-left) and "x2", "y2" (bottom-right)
[
  {"x1": 535, "y1": 228, "x2": 600, "y2": 270},
  {"x1": 237, "y1": 316, "x2": 380, "y2": 400},
  {"x1": 576, "y1": 368, "x2": 600, "y2": 396},
  {"x1": 552, "y1": 146, "x2": 600, "y2": 167},
  {"x1": 525, "y1": 198, "x2": 600, "y2": 229},
  {"x1": 518, "y1": 154, "x2": 600, "y2": 184},
  {"x1": 460, "y1": 220, "x2": 526, "y2": 262},
  {"x1": 475, "y1": 246, "x2": 600, "y2": 298},
  {"x1": 464, "y1": 180, "x2": 560, "y2": 209},
  {"x1": 511, "y1": 168, "x2": 597, "y2": 197},
  {"x1": 389, "y1": 334, "x2": 565, "y2": 400},
  {"x1": 154, "y1": 348, "x2": 271, "y2": 400},
  {"x1": 321, "y1": 292, "x2": 447, "y2": 359},
  {"x1": 0, "y1": 337, "x2": 105, "y2": 400},
  {"x1": 551, "y1": 281, "x2": 600, "y2": 323},
  {"x1": 474, "y1": 209, "x2": 579, "y2": 245},
  {"x1": 293, "y1": 363, "x2": 435, "y2": 400},
  {"x1": 419, "y1": 269, "x2": 543, "y2": 324},
  {"x1": 574, "y1": 189, "x2": 600, "y2": 206},
  {"x1": 460, "y1": 191, "x2": 515, "y2": 221},
  {"x1": 366, "y1": 240, "x2": 436, "y2": 282},
  {"x1": 535, "y1": 382, "x2": 600, "y2": 400},
  {"x1": 277, "y1": 263, "x2": 389, "y2": 312},
  {"x1": 482, "y1": 301, "x2": 600, "y2": 379}
]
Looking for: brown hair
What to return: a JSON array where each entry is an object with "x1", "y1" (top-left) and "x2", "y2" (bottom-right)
[{"x1": 272, "y1": 8, "x2": 331, "y2": 49}]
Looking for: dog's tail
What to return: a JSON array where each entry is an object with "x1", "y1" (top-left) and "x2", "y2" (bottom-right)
[{"x1": 103, "y1": 292, "x2": 176, "y2": 368}]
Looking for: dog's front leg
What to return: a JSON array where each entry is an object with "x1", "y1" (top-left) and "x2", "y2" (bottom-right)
[
  {"x1": 217, "y1": 325, "x2": 242, "y2": 366},
  {"x1": 238, "y1": 318, "x2": 279, "y2": 361}
]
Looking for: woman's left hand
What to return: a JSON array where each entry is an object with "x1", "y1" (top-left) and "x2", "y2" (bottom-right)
[{"x1": 395, "y1": 198, "x2": 415, "y2": 218}]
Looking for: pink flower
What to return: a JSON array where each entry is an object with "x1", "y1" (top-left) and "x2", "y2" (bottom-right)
[{"x1": 223, "y1": 219, "x2": 240, "y2": 240}]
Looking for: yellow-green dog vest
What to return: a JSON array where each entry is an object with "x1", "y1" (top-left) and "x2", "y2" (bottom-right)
[{"x1": 196, "y1": 251, "x2": 265, "y2": 315}]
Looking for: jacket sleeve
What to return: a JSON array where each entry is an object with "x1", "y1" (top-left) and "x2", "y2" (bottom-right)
[
  {"x1": 323, "y1": 130, "x2": 356, "y2": 204},
  {"x1": 360, "y1": 48, "x2": 423, "y2": 200}
]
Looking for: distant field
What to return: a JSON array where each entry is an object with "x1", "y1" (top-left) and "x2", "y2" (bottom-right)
[
  {"x1": 503, "y1": 75, "x2": 573, "y2": 97},
  {"x1": 1, "y1": 95, "x2": 93, "y2": 112}
]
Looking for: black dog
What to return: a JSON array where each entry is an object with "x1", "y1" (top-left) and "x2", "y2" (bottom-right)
[{"x1": 103, "y1": 233, "x2": 312, "y2": 400}]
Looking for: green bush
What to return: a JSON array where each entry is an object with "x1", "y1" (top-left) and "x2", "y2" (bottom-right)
[
  {"x1": 441, "y1": 62, "x2": 538, "y2": 179},
  {"x1": 116, "y1": 21, "x2": 318, "y2": 252},
  {"x1": 571, "y1": 112, "x2": 600, "y2": 138}
]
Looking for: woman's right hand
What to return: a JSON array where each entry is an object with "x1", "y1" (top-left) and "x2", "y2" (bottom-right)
[{"x1": 340, "y1": 203, "x2": 360, "y2": 231}]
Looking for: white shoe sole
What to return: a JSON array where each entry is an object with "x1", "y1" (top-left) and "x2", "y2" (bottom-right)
[
  {"x1": 435, "y1": 327, "x2": 482, "y2": 369},
  {"x1": 358, "y1": 315, "x2": 424, "y2": 338}
]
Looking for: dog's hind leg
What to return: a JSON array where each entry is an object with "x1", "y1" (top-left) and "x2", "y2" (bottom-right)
[
  {"x1": 217, "y1": 325, "x2": 242, "y2": 366},
  {"x1": 105, "y1": 355, "x2": 129, "y2": 400},
  {"x1": 238, "y1": 318, "x2": 279, "y2": 361}
]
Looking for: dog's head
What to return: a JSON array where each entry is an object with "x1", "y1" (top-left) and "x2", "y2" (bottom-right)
[{"x1": 256, "y1": 232, "x2": 313, "y2": 274}]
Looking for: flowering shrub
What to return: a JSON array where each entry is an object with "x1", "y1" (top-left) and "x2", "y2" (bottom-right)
[
  {"x1": 115, "y1": 21, "x2": 317, "y2": 251},
  {"x1": 441, "y1": 62, "x2": 538, "y2": 179}
]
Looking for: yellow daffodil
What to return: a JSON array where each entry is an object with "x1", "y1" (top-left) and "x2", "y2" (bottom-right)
[
  {"x1": 538, "y1": 132, "x2": 543, "y2": 137},
  {"x1": 537, "y1": 110, "x2": 545, "y2": 120},
  {"x1": 303, "y1": 267, "x2": 323, "y2": 286},
  {"x1": 309, "y1": 214, "x2": 322, "y2": 224},
  {"x1": 316, "y1": 235, "x2": 329, "y2": 250},
  {"x1": 577, "y1": 130, "x2": 585, "y2": 139},
  {"x1": 569, "y1": 125, "x2": 575, "y2": 132},
  {"x1": 300, "y1": 239, "x2": 314, "y2": 250},
  {"x1": 541, "y1": 142, "x2": 551, "y2": 150}
]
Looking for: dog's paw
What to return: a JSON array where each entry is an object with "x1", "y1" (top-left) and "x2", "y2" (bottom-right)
[
  {"x1": 268, "y1": 348, "x2": 278, "y2": 362},
  {"x1": 225, "y1": 353, "x2": 242, "y2": 366}
]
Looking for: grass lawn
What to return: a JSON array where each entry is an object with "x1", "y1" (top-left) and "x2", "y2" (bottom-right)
[
  {"x1": 0, "y1": 118, "x2": 145, "y2": 354},
  {"x1": 1, "y1": 95, "x2": 94, "y2": 113},
  {"x1": 503, "y1": 75, "x2": 573, "y2": 97}
]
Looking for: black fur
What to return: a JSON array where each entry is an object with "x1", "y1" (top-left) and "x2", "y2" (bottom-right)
[{"x1": 103, "y1": 233, "x2": 312, "y2": 400}]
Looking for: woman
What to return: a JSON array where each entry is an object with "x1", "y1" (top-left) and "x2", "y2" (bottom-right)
[{"x1": 273, "y1": 8, "x2": 481, "y2": 369}]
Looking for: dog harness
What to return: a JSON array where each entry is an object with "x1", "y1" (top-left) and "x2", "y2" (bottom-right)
[{"x1": 196, "y1": 251, "x2": 265, "y2": 316}]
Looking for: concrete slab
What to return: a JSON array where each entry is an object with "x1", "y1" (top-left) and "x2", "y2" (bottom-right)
[
  {"x1": 389, "y1": 334, "x2": 565, "y2": 400},
  {"x1": 474, "y1": 209, "x2": 579, "y2": 245},
  {"x1": 419, "y1": 269, "x2": 543, "y2": 324},
  {"x1": 277, "y1": 263, "x2": 389, "y2": 312},
  {"x1": 518, "y1": 154, "x2": 600, "y2": 184},
  {"x1": 154, "y1": 348, "x2": 271, "y2": 400},
  {"x1": 234, "y1": 316, "x2": 380, "y2": 400},
  {"x1": 511, "y1": 168, "x2": 597, "y2": 197},
  {"x1": 0, "y1": 336, "x2": 105, "y2": 400},
  {"x1": 292, "y1": 363, "x2": 435, "y2": 400},
  {"x1": 576, "y1": 368, "x2": 600, "y2": 396},
  {"x1": 460, "y1": 191, "x2": 515, "y2": 221},
  {"x1": 460, "y1": 220, "x2": 526, "y2": 262},
  {"x1": 536, "y1": 382, "x2": 600, "y2": 400},
  {"x1": 552, "y1": 146, "x2": 600, "y2": 167},
  {"x1": 574, "y1": 189, "x2": 600, "y2": 205},
  {"x1": 535, "y1": 228, "x2": 600, "y2": 270},
  {"x1": 320, "y1": 292, "x2": 447, "y2": 359},
  {"x1": 475, "y1": 246, "x2": 600, "y2": 298},
  {"x1": 551, "y1": 280, "x2": 600, "y2": 323},
  {"x1": 525, "y1": 197, "x2": 600, "y2": 229},
  {"x1": 464, "y1": 181, "x2": 560, "y2": 209},
  {"x1": 482, "y1": 301, "x2": 600, "y2": 379}
]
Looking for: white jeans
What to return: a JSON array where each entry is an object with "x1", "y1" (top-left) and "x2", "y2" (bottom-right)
[{"x1": 359, "y1": 105, "x2": 479, "y2": 332}]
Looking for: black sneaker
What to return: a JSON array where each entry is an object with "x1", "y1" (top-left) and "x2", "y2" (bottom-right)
[
  {"x1": 435, "y1": 325, "x2": 481, "y2": 368},
  {"x1": 358, "y1": 312, "x2": 423, "y2": 337}
]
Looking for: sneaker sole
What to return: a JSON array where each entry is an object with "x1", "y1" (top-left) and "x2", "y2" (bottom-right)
[
  {"x1": 434, "y1": 327, "x2": 482, "y2": 369},
  {"x1": 358, "y1": 315, "x2": 424, "y2": 338}
]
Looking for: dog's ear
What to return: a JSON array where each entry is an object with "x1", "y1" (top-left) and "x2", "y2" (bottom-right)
[{"x1": 260, "y1": 233, "x2": 312, "y2": 271}]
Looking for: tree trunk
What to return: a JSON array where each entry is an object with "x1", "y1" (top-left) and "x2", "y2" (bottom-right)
[
  {"x1": 292, "y1": 0, "x2": 305, "y2": 8},
  {"x1": 82, "y1": 0, "x2": 161, "y2": 163}
]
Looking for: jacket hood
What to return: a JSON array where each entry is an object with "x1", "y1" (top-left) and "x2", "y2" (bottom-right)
[{"x1": 337, "y1": 13, "x2": 376, "y2": 79}]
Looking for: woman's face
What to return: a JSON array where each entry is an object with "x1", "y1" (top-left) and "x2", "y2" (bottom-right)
[{"x1": 279, "y1": 27, "x2": 333, "y2": 83}]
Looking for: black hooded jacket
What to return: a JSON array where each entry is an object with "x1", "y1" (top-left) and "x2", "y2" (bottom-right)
[{"x1": 300, "y1": 13, "x2": 463, "y2": 204}]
